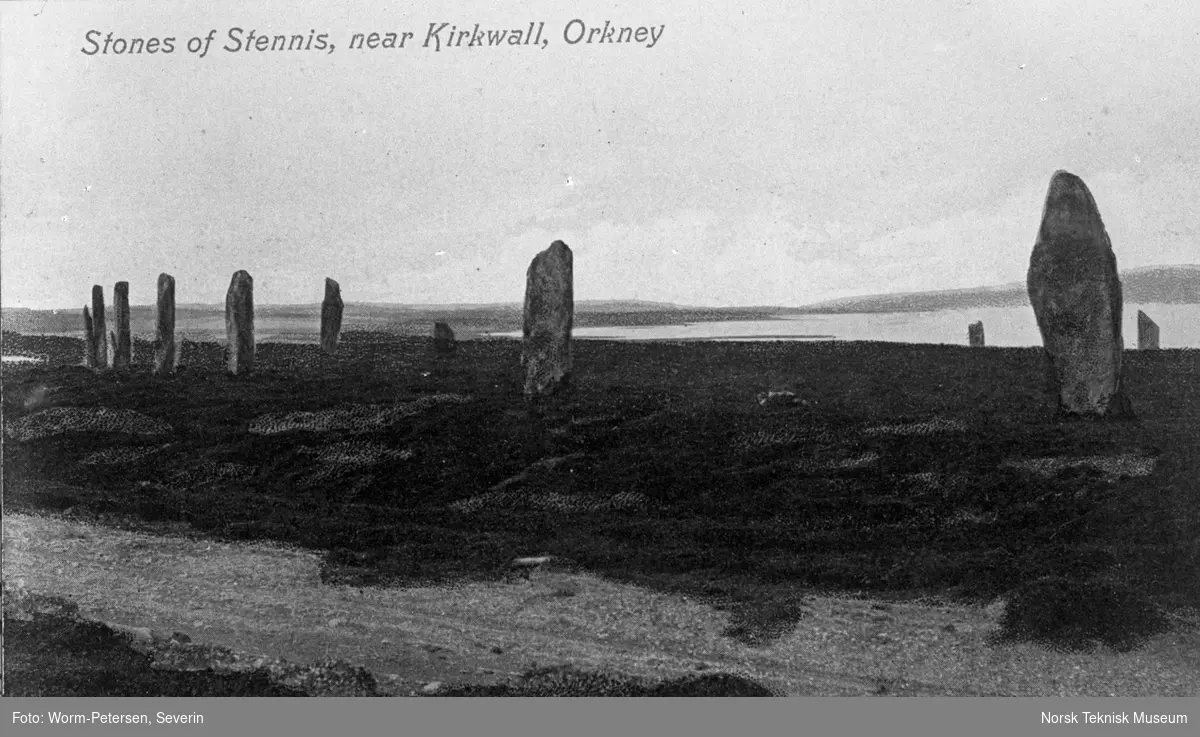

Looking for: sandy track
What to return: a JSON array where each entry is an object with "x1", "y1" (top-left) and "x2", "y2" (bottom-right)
[{"x1": 4, "y1": 512, "x2": 1197, "y2": 696}]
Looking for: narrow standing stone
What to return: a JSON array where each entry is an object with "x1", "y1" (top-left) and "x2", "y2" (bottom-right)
[
  {"x1": 83, "y1": 306, "x2": 95, "y2": 368},
  {"x1": 155, "y1": 273, "x2": 176, "y2": 375},
  {"x1": 111, "y1": 281, "x2": 132, "y2": 370},
  {"x1": 968, "y1": 321, "x2": 985, "y2": 347},
  {"x1": 433, "y1": 321, "x2": 456, "y2": 354},
  {"x1": 225, "y1": 270, "x2": 255, "y2": 375},
  {"x1": 1137, "y1": 310, "x2": 1159, "y2": 350},
  {"x1": 320, "y1": 277, "x2": 343, "y2": 354},
  {"x1": 522, "y1": 240, "x2": 573, "y2": 397},
  {"x1": 1027, "y1": 170, "x2": 1131, "y2": 418},
  {"x1": 91, "y1": 285, "x2": 109, "y2": 370}
]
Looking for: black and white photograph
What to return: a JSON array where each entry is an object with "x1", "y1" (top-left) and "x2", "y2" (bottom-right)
[{"x1": 2, "y1": 0, "x2": 1198, "y2": 715}]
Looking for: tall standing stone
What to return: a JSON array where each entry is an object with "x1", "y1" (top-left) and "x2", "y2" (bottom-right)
[
  {"x1": 83, "y1": 306, "x2": 95, "y2": 368},
  {"x1": 1136, "y1": 310, "x2": 1159, "y2": 350},
  {"x1": 968, "y1": 321, "x2": 985, "y2": 347},
  {"x1": 522, "y1": 240, "x2": 573, "y2": 397},
  {"x1": 320, "y1": 277, "x2": 343, "y2": 354},
  {"x1": 225, "y1": 270, "x2": 255, "y2": 375},
  {"x1": 91, "y1": 285, "x2": 109, "y2": 370},
  {"x1": 155, "y1": 273, "x2": 176, "y2": 375},
  {"x1": 111, "y1": 281, "x2": 132, "y2": 370},
  {"x1": 433, "y1": 321, "x2": 456, "y2": 354},
  {"x1": 1027, "y1": 170, "x2": 1131, "y2": 418}
]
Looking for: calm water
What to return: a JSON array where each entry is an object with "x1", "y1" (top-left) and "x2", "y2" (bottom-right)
[{"x1": 495, "y1": 303, "x2": 1200, "y2": 348}]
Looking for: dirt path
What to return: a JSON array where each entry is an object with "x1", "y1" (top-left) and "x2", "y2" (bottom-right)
[{"x1": 5, "y1": 512, "x2": 1198, "y2": 696}]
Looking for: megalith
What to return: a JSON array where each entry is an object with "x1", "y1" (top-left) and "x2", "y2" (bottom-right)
[
  {"x1": 320, "y1": 277, "x2": 343, "y2": 354},
  {"x1": 433, "y1": 321, "x2": 456, "y2": 354},
  {"x1": 155, "y1": 273, "x2": 176, "y2": 375},
  {"x1": 1027, "y1": 170, "x2": 1131, "y2": 418},
  {"x1": 1137, "y1": 310, "x2": 1159, "y2": 350},
  {"x1": 522, "y1": 240, "x2": 573, "y2": 397},
  {"x1": 83, "y1": 306, "x2": 95, "y2": 368},
  {"x1": 91, "y1": 285, "x2": 109, "y2": 370},
  {"x1": 111, "y1": 281, "x2": 132, "y2": 370},
  {"x1": 968, "y1": 321, "x2": 985, "y2": 347},
  {"x1": 225, "y1": 270, "x2": 255, "y2": 375}
]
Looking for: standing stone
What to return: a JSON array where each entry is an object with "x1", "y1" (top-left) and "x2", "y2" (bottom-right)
[
  {"x1": 433, "y1": 321, "x2": 456, "y2": 354},
  {"x1": 522, "y1": 240, "x2": 573, "y2": 397},
  {"x1": 83, "y1": 306, "x2": 95, "y2": 368},
  {"x1": 1137, "y1": 310, "x2": 1159, "y2": 350},
  {"x1": 155, "y1": 273, "x2": 176, "y2": 375},
  {"x1": 111, "y1": 281, "x2": 132, "y2": 370},
  {"x1": 320, "y1": 278, "x2": 343, "y2": 354},
  {"x1": 225, "y1": 270, "x2": 255, "y2": 375},
  {"x1": 1027, "y1": 170, "x2": 1131, "y2": 418},
  {"x1": 91, "y1": 285, "x2": 109, "y2": 370},
  {"x1": 968, "y1": 321, "x2": 985, "y2": 347}
]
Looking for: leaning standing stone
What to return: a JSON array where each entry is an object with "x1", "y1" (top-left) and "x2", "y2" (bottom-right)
[
  {"x1": 155, "y1": 273, "x2": 176, "y2": 375},
  {"x1": 83, "y1": 306, "x2": 95, "y2": 368},
  {"x1": 91, "y1": 285, "x2": 109, "y2": 369},
  {"x1": 320, "y1": 277, "x2": 343, "y2": 354},
  {"x1": 111, "y1": 281, "x2": 132, "y2": 370},
  {"x1": 1137, "y1": 310, "x2": 1159, "y2": 350},
  {"x1": 433, "y1": 321, "x2": 456, "y2": 354},
  {"x1": 968, "y1": 321, "x2": 985, "y2": 347},
  {"x1": 1027, "y1": 170, "x2": 1131, "y2": 418},
  {"x1": 225, "y1": 270, "x2": 255, "y2": 375},
  {"x1": 522, "y1": 240, "x2": 573, "y2": 397}
]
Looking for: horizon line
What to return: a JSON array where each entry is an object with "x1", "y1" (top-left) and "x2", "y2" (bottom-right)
[{"x1": 2, "y1": 263, "x2": 1196, "y2": 314}]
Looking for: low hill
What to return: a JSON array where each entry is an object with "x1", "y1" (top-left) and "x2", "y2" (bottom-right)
[{"x1": 791, "y1": 265, "x2": 1200, "y2": 314}]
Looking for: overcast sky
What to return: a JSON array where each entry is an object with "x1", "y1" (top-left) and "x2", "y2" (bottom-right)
[{"x1": 2, "y1": 0, "x2": 1198, "y2": 309}]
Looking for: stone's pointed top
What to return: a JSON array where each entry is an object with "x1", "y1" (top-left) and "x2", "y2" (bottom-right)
[
  {"x1": 547, "y1": 240, "x2": 572, "y2": 256},
  {"x1": 325, "y1": 277, "x2": 340, "y2": 288},
  {"x1": 1045, "y1": 170, "x2": 1095, "y2": 207},
  {"x1": 1137, "y1": 309, "x2": 1150, "y2": 320},
  {"x1": 230, "y1": 270, "x2": 253, "y2": 283},
  {"x1": 1039, "y1": 170, "x2": 1105, "y2": 240}
]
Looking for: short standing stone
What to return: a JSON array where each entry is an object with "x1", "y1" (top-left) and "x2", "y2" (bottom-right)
[
  {"x1": 155, "y1": 273, "x2": 176, "y2": 375},
  {"x1": 111, "y1": 281, "x2": 132, "y2": 370},
  {"x1": 1137, "y1": 310, "x2": 1159, "y2": 350},
  {"x1": 320, "y1": 277, "x2": 344, "y2": 354},
  {"x1": 968, "y1": 321, "x2": 985, "y2": 347},
  {"x1": 1027, "y1": 170, "x2": 1131, "y2": 418},
  {"x1": 225, "y1": 270, "x2": 255, "y2": 375},
  {"x1": 522, "y1": 240, "x2": 573, "y2": 397},
  {"x1": 433, "y1": 321, "x2": 456, "y2": 354},
  {"x1": 83, "y1": 306, "x2": 95, "y2": 368},
  {"x1": 91, "y1": 285, "x2": 109, "y2": 369}
]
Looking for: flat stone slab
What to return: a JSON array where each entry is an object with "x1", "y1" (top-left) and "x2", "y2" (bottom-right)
[
  {"x1": 785, "y1": 452, "x2": 881, "y2": 474},
  {"x1": 1000, "y1": 454, "x2": 1156, "y2": 480},
  {"x1": 863, "y1": 418, "x2": 968, "y2": 437},
  {"x1": 79, "y1": 445, "x2": 169, "y2": 466},
  {"x1": 450, "y1": 489, "x2": 649, "y2": 515},
  {"x1": 4, "y1": 407, "x2": 172, "y2": 443},
  {"x1": 249, "y1": 395, "x2": 470, "y2": 435}
]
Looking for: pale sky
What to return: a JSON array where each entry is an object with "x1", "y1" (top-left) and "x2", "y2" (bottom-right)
[{"x1": 2, "y1": 0, "x2": 1198, "y2": 310}]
